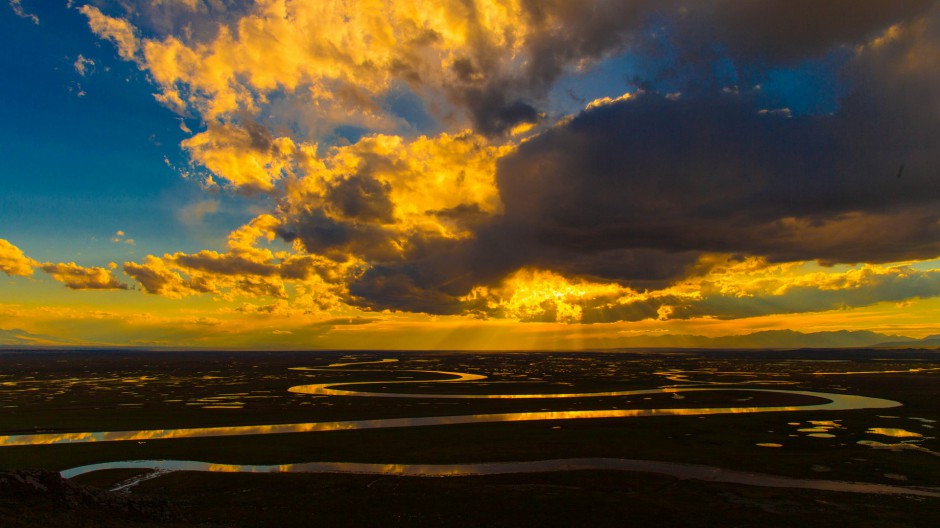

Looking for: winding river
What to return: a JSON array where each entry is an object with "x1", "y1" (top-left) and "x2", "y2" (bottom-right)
[
  {"x1": 0, "y1": 363, "x2": 902, "y2": 447},
  {"x1": 3, "y1": 360, "x2": 932, "y2": 497},
  {"x1": 61, "y1": 457, "x2": 940, "y2": 498}
]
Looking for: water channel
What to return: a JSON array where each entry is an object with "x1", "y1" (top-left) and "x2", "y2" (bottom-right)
[
  {"x1": 60, "y1": 457, "x2": 940, "y2": 498},
  {"x1": 2, "y1": 362, "x2": 931, "y2": 496}
]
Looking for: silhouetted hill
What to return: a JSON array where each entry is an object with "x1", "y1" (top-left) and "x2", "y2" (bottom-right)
[{"x1": 617, "y1": 329, "x2": 919, "y2": 349}]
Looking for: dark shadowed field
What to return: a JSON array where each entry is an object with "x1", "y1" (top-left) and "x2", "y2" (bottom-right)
[{"x1": 1, "y1": 348, "x2": 938, "y2": 526}]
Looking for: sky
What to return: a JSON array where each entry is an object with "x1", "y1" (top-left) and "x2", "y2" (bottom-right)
[{"x1": 2, "y1": 0, "x2": 940, "y2": 350}]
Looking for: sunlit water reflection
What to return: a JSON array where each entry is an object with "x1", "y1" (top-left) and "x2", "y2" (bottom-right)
[
  {"x1": 5, "y1": 359, "x2": 934, "y2": 497},
  {"x1": 867, "y1": 428, "x2": 925, "y2": 438},
  {"x1": 0, "y1": 361, "x2": 905, "y2": 447},
  {"x1": 0, "y1": 388, "x2": 899, "y2": 447},
  {"x1": 58, "y1": 457, "x2": 940, "y2": 497}
]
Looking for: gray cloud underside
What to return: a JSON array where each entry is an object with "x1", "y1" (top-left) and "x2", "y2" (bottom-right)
[
  {"x1": 460, "y1": 0, "x2": 937, "y2": 133},
  {"x1": 279, "y1": 4, "x2": 940, "y2": 318},
  {"x1": 98, "y1": 1, "x2": 929, "y2": 320}
]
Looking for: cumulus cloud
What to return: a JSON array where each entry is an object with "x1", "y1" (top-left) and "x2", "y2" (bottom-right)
[
  {"x1": 111, "y1": 230, "x2": 136, "y2": 245},
  {"x1": 677, "y1": 0, "x2": 936, "y2": 63},
  {"x1": 81, "y1": 1, "x2": 657, "y2": 135},
  {"x1": 80, "y1": 5, "x2": 139, "y2": 60},
  {"x1": 73, "y1": 54, "x2": 95, "y2": 76},
  {"x1": 123, "y1": 215, "x2": 355, "y2": 312},
  {"x1": 462, "y1": 259, "x2": 940, "y2": 324},
  {"x1": 334, "y1": 5, "x2": 940, "y2": 316},
  {"x1": 181, "y1": 121, "x2": 302, "y2": 191},
  {"x1": 278, "y1": 131, "x2": 507, "y2": 252},
  {"x1": 490, "y1": 91, "x2": 940, "y2": 275},
  {"x1": 84, "y1": 1, "x2": 940, "y2": 134},
  {"x1": 9, "y1": 0, "x2": 38, "y2": 24},
  {"x1": 89, "y1": 1, "x2": 940, "y2": 324},
  {"x1": 0, "y1": 239, "x2": 37, "y2": 277},
  {"x1": 41, "y1": 262, "x2": 129, "y2": 290}
]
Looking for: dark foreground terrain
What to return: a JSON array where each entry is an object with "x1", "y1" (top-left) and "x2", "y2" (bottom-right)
[{"x1": 1, "y1": 348, "x2": 938, "y2": 526}]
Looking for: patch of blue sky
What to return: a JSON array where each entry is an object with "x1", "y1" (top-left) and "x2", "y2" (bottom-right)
[
  {"x1": 752, "y1": 49, "x2": 853, "y2": 116},
  {"x1": 382, "y1": 83, "x2": 439, "y2": 136},
  {"x1": 547, "y1": 52, "x2": 643, "y2": 117},
  {"x1": 548, "y1": 14, "x2": 851, "y2": 122},
  {"x1": 330, "y1": 125, "x2": 370, "y2": 146},
  {"x1": 907, "y1": 258, "x2": 940, "y2": 272},
  {"x1": 1, "y1": 4, "x2": 255, "y2": 262},
  {"x1": 546, "y1": 21, "x2": 716, "y2": 117},
  {"x1": 261, "y1": 81, "x2": 439, "y2": 150}
]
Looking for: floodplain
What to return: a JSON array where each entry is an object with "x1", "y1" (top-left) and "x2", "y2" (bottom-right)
[{"x1": 1, "y1": 348, "x2": 939, "y2": 526}]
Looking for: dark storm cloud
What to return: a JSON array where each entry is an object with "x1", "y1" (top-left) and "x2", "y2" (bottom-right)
[
  {"x1": 519, "y1": 1, "x2": 937, "y2": 72},
  {"x1": 489, "y1": 2, "x2": 940, "y2": 281},
  {"x1": 681, "y1": 0, "x2": 937, "y2": 62},
  {"x1": 448, "y1": 0, "x2": 653, "y2": 134},
  {"x1": 460, "y1": 88, "x2": 540, "y2": 136},
  {"x1": 323, "y1": 174, "x2": 396, "y2": 224},
  {"x1": 273, "y1": 2, "x2": 940, "y2": 317},
  {"x1": 494, "y1": 86, "x2": 940, "y2": 272},
  {"x1": 348, "y1": 264, "x2": 469, "y2": 315},
  {"x1": 277, "y1": 209, "x2": 401, "y2": 263},
  {"x1": 457, "y1": 1, "x2": 937, "y2": 135}
]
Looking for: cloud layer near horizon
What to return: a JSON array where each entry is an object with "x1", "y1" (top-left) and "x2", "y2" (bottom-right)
[{"x1": 12, "y1": 0, "x2": 940, "y2": 327}]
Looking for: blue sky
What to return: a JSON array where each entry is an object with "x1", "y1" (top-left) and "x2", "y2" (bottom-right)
[{"x1": 1, "y1": 3, "x2": 255, "y2": 264}]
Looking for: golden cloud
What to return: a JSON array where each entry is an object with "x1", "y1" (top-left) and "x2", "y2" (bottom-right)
[
  {"x1": 73, "y1": 2, "x2": 940, "y2": 329},
  {"x1": 123, "y1": 215, "x2": 357, "y2": 312},
  {"x1": 131, "y1": 0, "x2": 533, "y2": 121},
  {"x1": 286, "y1": 131, "x2": 508, "y2": 241},
  {"x1": 40, "y1": 262, "x2": 128, "y2": 290},
  {"x1": 458, "y1": 256, "x2": 940, "y2": 324},
  {"x1": 0, "y1": 239, "x2": 37, "y2": 277},
  {"x1": 462, "y1": 268, "x2": 633, "y2": 323},
  {"x1": 181, "y1": 122, "x2": 302, "y2": 191},
  {"x1": 79, "y1": 6, "x2": 139, "y2": 61}
]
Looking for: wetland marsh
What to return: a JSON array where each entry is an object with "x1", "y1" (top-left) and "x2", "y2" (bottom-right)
[{"x1": 1, "y1": 348, "x2": 939, "y2": 526}]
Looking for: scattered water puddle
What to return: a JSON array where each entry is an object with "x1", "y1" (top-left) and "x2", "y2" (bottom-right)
[
  {"x1": 792, "y1": 420, "x2": 843, "y2": 439},
  {"x1": 857, "y1": 440, "x2": 940, "y2": 457},
  {"x1": 866, "y1": 428, "x2": 924, "y2": 438}
]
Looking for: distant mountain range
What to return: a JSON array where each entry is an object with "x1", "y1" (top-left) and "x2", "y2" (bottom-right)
[
  {"x1": 1, "y1": 327, "x2": 938, "y2": 350},
  {"x1": 613, "y1": 329, "x2": 938, "y2": 349},
  {"x1": 0, "y1": 328, "x2": 87, "y2": 348}
]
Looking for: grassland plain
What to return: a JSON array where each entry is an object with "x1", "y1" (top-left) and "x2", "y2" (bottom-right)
[{"x1": 1, "y1": 349, "x2": 938, "y2": 526}]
